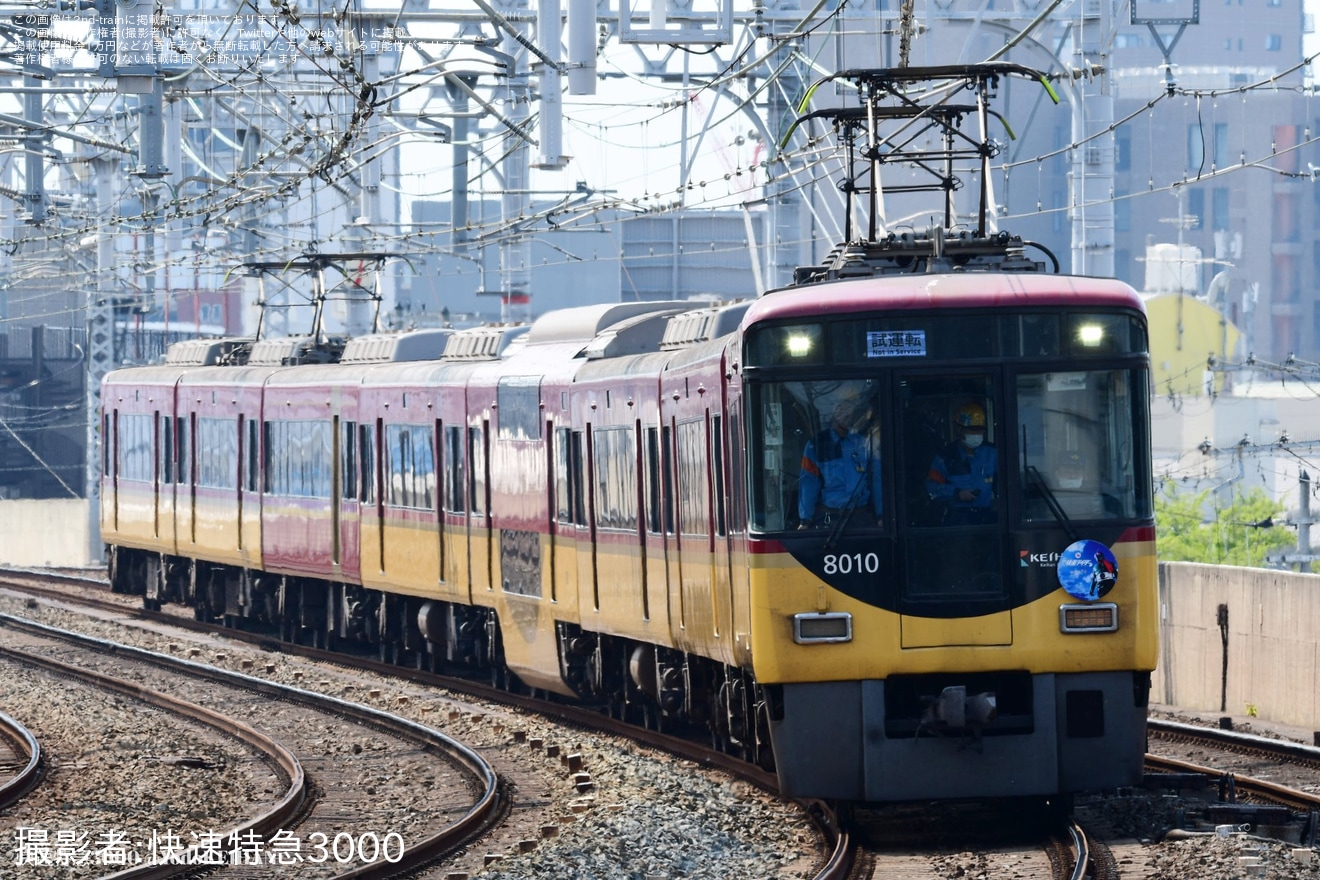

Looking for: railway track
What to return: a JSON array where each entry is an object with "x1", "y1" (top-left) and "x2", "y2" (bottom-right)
[
  {"x1": 1147, "y1": 717, "x2": 1320, "y2": 821},
  {"x1": 0, "y1": 614, "x2": 500, "y2": 878},
  {"x1": 0, "y1": 568, "x2": 841, "y2": 878},
  {"x1": 0, "y1": 707, "x2": 42, "y2": 810}
]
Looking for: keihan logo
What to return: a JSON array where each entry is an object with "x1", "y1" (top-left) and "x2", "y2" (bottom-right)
[{"x1": 1020, "y1": 550, "x2": 1061, "y2": 567}]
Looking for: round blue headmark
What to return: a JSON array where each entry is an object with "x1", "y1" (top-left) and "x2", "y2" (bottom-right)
[{"x1": 1056, "y1": 539, "x2": 1118, "y2": 601}]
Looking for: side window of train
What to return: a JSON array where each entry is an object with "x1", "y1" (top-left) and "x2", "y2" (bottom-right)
[
  {"x1": 118, "y1": 413, "x2": 152, "y2": 483},
  {"x1": 340, "y1": 420, "x2": 357, "y2": 502},
  {"x1": 245, "y1": 418, "x2": 259, "y2": 492},
  {"x1": 358, "y1": 423, "x2": 376, "y2": 505},
  {"x1": 711, "y1": 415, "x2": 727, "y2": 538},
  {"x1": 385, "y1": 424, "x2": 436, "y2": 509},
  {"x1": 102, "y1": 412, "x2": 112, "y2": 478},
  {"x1": 176, "y1": 416, "x2": 190, "y2": 485},
  {"x1": 571, "y1": 429, "x2": 587, "y2": 526},
  {"x1": 160, "y1": 415, "x2": 173, "y2": 484},
  {"x1": 592, "y1": 425, "x2": 638, "y2": 531},
  {"x1": 196, "y1": 417, "x2": 238, "y2": 489},
  {"x1": 468, "y1": 425, "x2": 486, "y2": 517},
  {"x1": 554, "y1": 426, "x2": 574, "y2": 526},
  {"x1": 676, "y1": 419, "x2": 710, "y2": 537},
  {"x1": 444, "y1": 425, "x2": 466, "y2": 514},
  {"x1": 644, "y1": 427, "x2": 661, "y2": 535},
  {"x1": 660, "y1": 425, "x2": 675, "y2": 534}
]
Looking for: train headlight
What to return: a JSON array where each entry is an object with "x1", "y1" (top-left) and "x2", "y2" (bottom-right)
[
  {"x1": 1059, "y1": 602, "x2": 1118, "y2": 632},
  {"x1": 1077, "y1": 323, "x2": 1104, "y2": 347},
  {"x1": 787, "y1": 334, "x2": 814, "y2": 357},
  {"x1": 793, "y1": 612, "x2": 852, "y2": 644}
]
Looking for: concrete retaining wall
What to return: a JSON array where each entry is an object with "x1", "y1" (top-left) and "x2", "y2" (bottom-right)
[
  {"x1": 1155, "y1": 561, "x2": 1320, "y2": 731},
  {"x1": 0, "y1": 499, "x2": 94, "y2": 567}
]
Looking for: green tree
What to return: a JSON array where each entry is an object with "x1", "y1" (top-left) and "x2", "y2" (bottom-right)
[{"x1": 1155, "y1": 480, "x2": 1295, "y2": 567}]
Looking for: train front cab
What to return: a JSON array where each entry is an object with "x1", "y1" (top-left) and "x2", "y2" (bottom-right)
[{"x1": 741, "y1": 294, "x2": 1158, "y2": 802}]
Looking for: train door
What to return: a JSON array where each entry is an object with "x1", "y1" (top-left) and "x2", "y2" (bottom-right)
[
  {"x1": 469, "y1": 421, "x2": 493, "y2": 594},
  {"x1": 152, "y1": 410, "x2": 162, "y2": 540},
  {"x1": 238, "y1": 413, "x2": 262, "y2": 562},
  {"x1": 158, "y1": 408, "x2": 177, "y2": 551},
  {"x1": 724, "y1": 385, "x2": 753, "y2": 665},
  {"x1": 550, "y1": 424, "x2": 580, "y2": 605},
  {"x1": 710, "y1": 411, "x2": 735, "y2": 652},
  {"x1": 897, "y1": 372, "x2": 1010, "y2": 647},
  {"x1": 106, "y1": 409, "x2": 118, "y2": 531},
  {"x1": 574, "y1": 427, "x2": 597, "y2": 612},
  {"x1": 334, "y1": 417, "x2": 362, "y2": 579},
  {"x1": 675, "y1": 415, "x2": 714, "y2": 645},
  {"x1": 657, "y1": 421, "x2": 678, "y2": 630},
  {"x1": 185, "y1": 412, "x2": 197, "y2": 546},
  {"x1": 442, "y1": 423, "x2": 467, "y2": 599}
]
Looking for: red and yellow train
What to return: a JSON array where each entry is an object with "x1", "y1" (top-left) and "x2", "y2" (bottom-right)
[
  {"x1": 101, "y1": 63, "x2": 1157, "y2": 803},
  {"x1": 102, "y1": 265, "x2": 1156, "y2": 803}
]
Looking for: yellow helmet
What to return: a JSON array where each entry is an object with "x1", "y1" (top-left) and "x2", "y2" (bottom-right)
[{"x1": 955, "y1": 403, "x2": 986, "y2": 428}]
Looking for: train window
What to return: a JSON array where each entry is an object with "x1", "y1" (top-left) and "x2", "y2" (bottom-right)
[
  {"x1": 181, "y1": 416, "x2": 192, "y2": 484},
  {"x1": 245, "y1": 418, "x2": 259, "y2": 493},
  {"x1": 359, "y1": 423, "x2": 376, "y2": 505},
  {"x1": 468, "y1": 425, "x2": 486, "y2": 517},
  {"x1": 161, "y1": 415, "x2": 173, "y2": 484},
  {"x1": 196, "y1": 417, "x2": 238, "y2": 489},
  {"x1": 746, "y1": 380, "x2": 883, "y2": 533},
  {"x1": 385, "y1": 424, "x2": 436, "y2": 509},
  {"x1": 444, "y1": 425, "x2": 466, "y2": 513},
  {"x1": 660, "y1": 425, "x2": 675, "y2": 534},
  {"x1": 571, "y1": 430, "x2": 587, "y2": 526},
  {"x1": 263, "y1": 420, "x2": 332, "y2": 497},
  {"x1": 117, "y1": 413, "x2": 152, "y2": 483},
  {"x1": 593, "y1": 426, "x2": 638, "y2": 531},
  {"x1": 497, "y1": 377, "x2": 542, "y2": 440},
  {"x1": 677, "y1": 419, "x2": 710, "y2": 537},
  {"x1": 711, "y1": 415, "x2": 727, "y2": 538},
  {"x1": 1017, "y1": 369, "x2": 1150, "y2": 522},
  {"x1": 900, "y1": 375, "x2": 998, "y2": 529},
  {"x1": 555, "y1": 427, "x2": 573, "y2": 525},
  {"x1": 341, "y1": 420, "x2": 357, "y2": 501},
  {"x1": 645, "y1": 426, "x2": 662, "y2": 535},
  {"x1": 102, "y1": 413, "x2": 111, "y2": 477}
]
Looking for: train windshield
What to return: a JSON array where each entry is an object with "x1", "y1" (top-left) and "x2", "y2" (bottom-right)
[
  {"x1": 747, "y1": 367, "x2": 1150, "y2": 534},
  {"x1": 1016, "y1": 369, "x2": 1149, "y2": 521},
  {"x1": 748, "y1": 379, "x2": 884, "y2": 533}
]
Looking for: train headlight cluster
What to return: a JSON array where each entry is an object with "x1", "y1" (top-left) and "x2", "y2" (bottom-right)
[
  {"x1": 787, "y1": 334, "x2": 814, "y2": 357},
  {"x1": 1059, "y1": 602, "x2": 1118, "y2": 632},
  {"x1": 793, "y1": 611, "x2": 852, "y2": 644},
  {"x1": 1077, "y1": 323, "x2": 1105, "y2": 347}
]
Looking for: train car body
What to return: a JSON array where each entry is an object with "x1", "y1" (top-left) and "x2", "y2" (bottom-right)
[
  {"x1": 100, "y1": 58, "x2": 1153, "y2": 807},
  {"x1": 101, "y1": 271, "x2": 1155, "y2": 804},
  {"x1": 739, "y1": 273, "x2": 1155, "y2": 800}
]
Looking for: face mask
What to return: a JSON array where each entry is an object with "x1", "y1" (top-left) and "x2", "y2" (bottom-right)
[
  {"x1": 1058, "y1": 476, "x2": 1083, "y2": 490},
  {"x1": 963, "y1": 433, "x2": 984, "y2": 449}
]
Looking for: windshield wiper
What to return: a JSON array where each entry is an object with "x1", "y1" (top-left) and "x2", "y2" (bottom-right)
[{"x1": 1025, "y1": 465, "x2": 1078, "y2": 542}]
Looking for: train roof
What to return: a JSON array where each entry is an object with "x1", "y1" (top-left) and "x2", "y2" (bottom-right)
[
  {"x1": 524, "y1": 301, "x2": 694, "y2": 346},
  {"x1": 743, "y1": 272, "x2": 1145, "y2": 329}
]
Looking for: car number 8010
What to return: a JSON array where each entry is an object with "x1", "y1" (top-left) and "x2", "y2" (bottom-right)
[{"x1": 822, "y1": 553, "x2": 880, "y2": 575}]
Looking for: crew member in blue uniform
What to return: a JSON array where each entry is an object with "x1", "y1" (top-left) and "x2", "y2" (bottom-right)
[
  {"x1": 798, "y1": 394, "x2": 882, "y2": 528},
  {"x1": 926, "y1": 402, "x2": 997, "y2": 524}
]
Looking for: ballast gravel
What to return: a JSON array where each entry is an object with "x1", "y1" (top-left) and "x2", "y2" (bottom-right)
[{"x1": 0, "y1": 592, "x2": 821, "y2": 879}]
